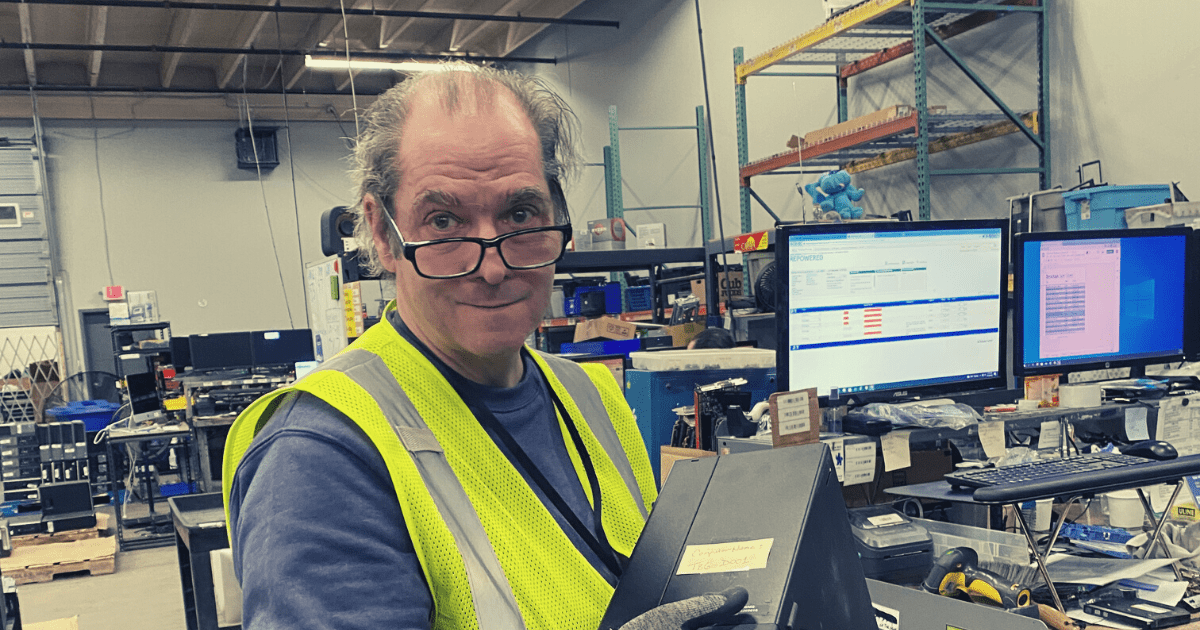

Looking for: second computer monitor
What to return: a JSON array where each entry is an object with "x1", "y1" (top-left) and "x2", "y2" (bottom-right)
[
  {"x1": 189, "y1": 332, "x2": 254, "y2": 372},
  {"x1": 1013, "y1": 227, "x2": 1192, "y2": 377},
  {"x1": 775, "y1": 219, "x2": 1009, "y2": 402},
  {"x1": 251, "y1": 329, "x2": 316, "y2": 370}
]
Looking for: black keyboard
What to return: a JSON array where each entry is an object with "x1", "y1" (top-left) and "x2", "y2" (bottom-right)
[{"x1": 944, "y1": 452, "x2": 1200, "y2": 503}]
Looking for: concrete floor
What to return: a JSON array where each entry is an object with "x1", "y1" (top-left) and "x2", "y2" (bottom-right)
[{"x1": 13, "y1": 507, "x2": 189, "y2": 629}]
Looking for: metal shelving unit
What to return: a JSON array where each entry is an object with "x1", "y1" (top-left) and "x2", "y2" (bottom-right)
[{"x1": 733, "y1": 0, "x2": 1049, "y2": 222}]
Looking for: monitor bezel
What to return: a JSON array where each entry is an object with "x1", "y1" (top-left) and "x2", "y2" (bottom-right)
[
  {"x1": 775, "y1": 219, "x2": 1010, "y2": 406},
  {"x1": 1012, "y1": 226, "x2": 1194, "y2": 378}
]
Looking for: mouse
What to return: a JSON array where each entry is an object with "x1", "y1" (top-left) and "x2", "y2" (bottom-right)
[{"x1": 1121, "y1": 440, "x2": 1178, "y2": 461}]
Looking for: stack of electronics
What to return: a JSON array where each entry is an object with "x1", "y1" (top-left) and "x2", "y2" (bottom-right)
[
  {"x1": 35, "y1": 421, "x2": 88, "y2": 487},
  {"x1": 6, "y1": 480, "x2": 96, "y2": 537},
  {"x1": 182, "y1": 329, "x2": 315, "y2": 378},
  {"x1": 0, "y1": 422, "x2": 39, "y2": 502},
  {"x1": 0, "y1": 389, "x2": 35, "y2": 423}
]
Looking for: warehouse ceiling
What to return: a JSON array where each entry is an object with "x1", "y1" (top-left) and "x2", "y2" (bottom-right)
[{"x1": 0, "y1": 0, "x2": 608, "y2": 119}]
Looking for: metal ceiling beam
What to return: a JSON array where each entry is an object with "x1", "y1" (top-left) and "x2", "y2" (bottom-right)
[
  {"x1": 160, "y1": 7, "x2": 197, "y2": 88},
  {"x1": 314, "y1": 0, "x2": 375, "y2": 50},
  {"x1": 284, "y1": 13, "x2": 340, "y2": 90},
  {"x1": 380, "y1": 0, "x2": 437, "y2": 49},
  {"x1": 0, "y1": 0, "x2": 620, "y2": 28},
  {"x1": 0, "y1": 83, "x2": 381, "y2": 95},
  {"x1": 87, "y1": 6, "x2": 109, "y2": 86},
  {"x1": 455, "y1": 0, "x2": 525, "y2": 53},
  {"x1": 216, "y1": 0, "x2": 276, "y2": 89},
  {"x1": 0, "y1": 42, "x2": 557, "y2": 65},
  {"x1": 18, "y1": 3, "x2": 37, "y2": 85}
]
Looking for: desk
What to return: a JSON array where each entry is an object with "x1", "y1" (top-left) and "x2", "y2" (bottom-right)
[
  {"x1": 107, "y1": 424, "x2": 194, "y2": 551},
  {"x1": 889, "y1": 474, "x2": 1196, "y2": 614}
]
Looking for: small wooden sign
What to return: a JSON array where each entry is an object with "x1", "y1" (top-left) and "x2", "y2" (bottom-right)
[{"x1": 769, "y1": 388, "x2": 820, "y2": 448}]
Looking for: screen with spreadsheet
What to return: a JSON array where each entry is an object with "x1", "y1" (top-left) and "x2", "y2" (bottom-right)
[
  {"x1": 1014, "y1": 228, "x2": 1190, "y2": 376},
  {"x1": 775, "y1": 220, "x2": 1008, "y2": 401}
]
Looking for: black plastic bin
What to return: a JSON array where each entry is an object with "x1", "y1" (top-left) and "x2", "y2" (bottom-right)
[{"x1": 169, "y1": 492, "x2": 239, "y2": 630}]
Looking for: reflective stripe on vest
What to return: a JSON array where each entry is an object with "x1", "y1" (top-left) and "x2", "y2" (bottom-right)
[
  {"x1": 530, "y1": 352, "x2": 648, "y2": 522},
  {"x1": 316, "y1": 349, "x2": 524, "y2": 630}
]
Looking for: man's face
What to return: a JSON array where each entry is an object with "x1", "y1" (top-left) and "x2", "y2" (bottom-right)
[{"x1": 377, "y1": 86, "x2": 556, "y2": 363}]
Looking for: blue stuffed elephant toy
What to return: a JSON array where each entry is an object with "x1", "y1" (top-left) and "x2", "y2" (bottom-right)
[{"x1": 803, "y1": 169, "x2": 865, "y2": 219}]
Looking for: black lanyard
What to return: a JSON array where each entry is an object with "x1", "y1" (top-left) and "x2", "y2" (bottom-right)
[{"x1": 466, "y1": 376, "x2": 626, "y2": 580}]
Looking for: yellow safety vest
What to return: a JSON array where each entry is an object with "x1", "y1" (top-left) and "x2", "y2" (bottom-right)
[{"x1": 223, "y1": 319, "x2": 657, "y2": 630}]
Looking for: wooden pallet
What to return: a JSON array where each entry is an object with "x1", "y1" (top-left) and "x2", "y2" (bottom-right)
[
  {"x1": 11, "y1": 513, "x2": 110, "y2": 548},
  {"x1": 0, "y1": 536, "x2": 116, "y2": 585}
]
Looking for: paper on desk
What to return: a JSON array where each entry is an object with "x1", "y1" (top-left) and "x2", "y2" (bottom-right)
[
  {"x1": 979, "y1": 420, "x2": 1006, "y2": 458},
  {"x1": 1124, "y1": 407, "x2": 1150, "y2": 442},
  {"x1": 1128, "y1": 575, "x2": 1189, "y2": 607},
  {"x1": 1067, "y1": 609, "x2": 1140, "y2": 630},
  {"x1": 1156, "y1": 396, "x2": 1200, "y2": 456},
  {"x1": 1044, "y1": 554, "x2": 1181, "y2": 586},
  {"x1": 881, "y1": 431, "x2": 910, "y2": 472}
]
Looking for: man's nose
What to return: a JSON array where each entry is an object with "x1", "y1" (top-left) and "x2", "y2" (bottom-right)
[{"x1": 475, "y1": 244, "x2": 509, "y2": 285}]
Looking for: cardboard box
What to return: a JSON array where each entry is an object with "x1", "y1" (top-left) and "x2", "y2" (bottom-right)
[
  {"x1": 660, "y1": 446, "x2": 717, "y2": 487},
  {"x1": 573, "y1": 316, "x2": 637, "y2": 343},
  {"x1": 636, "y1": 223, "x2": 666, "y2": 249},
  {"x1": 587, "y1": 218, "x2": 627, "y2": 251},
  {"x1": 661, "y1": 322, "x2": 705, "y2": 347},
  {"x1": 126, "y1": 290, "x2": 159, "y2": 324},
  {"x1": 691, "y1": 272, "x2": 745, "y2": 302}
]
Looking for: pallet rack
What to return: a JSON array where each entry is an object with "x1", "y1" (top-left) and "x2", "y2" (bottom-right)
[{"x1": 733, "y1": 0, "x2": 1049, "y2": 223}]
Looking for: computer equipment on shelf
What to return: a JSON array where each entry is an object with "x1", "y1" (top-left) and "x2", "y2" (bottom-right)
[
  {"x1": 126, "y1": 371, "x2": 164, "y2": 424},
  {"x1": 944, "y1": 450, "x2": 1200, "y2": 503},
  {"x1": 774, "y1": 219, "x2": 1009, "y2": 405},
  {"x1": 1012, "y1": 227, "x2": 1195, "y2": 379}
]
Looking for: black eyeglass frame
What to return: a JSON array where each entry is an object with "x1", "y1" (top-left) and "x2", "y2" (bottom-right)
[{"x1": 383, "y1": 208, "x2": 572, "y2": 279}]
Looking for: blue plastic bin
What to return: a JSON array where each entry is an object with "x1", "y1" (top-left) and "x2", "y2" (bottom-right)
[
  {"x1": 45, "y1": 399, "x2": 121, "y2": 431},
  {"x1": 559, "y1": 338, "x2": 642, "y2": 356},
  {"x1": 1062, "y1": 184, "x2": 1172, "y2": 230},
  {"x1": 626, "y1": 286, "x2": 653, "y2": 312}
]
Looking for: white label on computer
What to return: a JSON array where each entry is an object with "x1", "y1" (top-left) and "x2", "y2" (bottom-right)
[
  {"x1": 844, "y1": 443, "x2": 877, "y2": 485},
  {"x1": 676, "y1": 538, "x2": 774, "y2": 575}
]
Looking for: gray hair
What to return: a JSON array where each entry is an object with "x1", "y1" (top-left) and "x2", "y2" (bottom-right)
[{"x1": 350, "y1": 63, "x2": 579, "y2": 278}]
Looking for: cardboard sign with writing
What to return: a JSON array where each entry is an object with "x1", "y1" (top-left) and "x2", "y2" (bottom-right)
[
  {"x1": 573, "y1": 316, "x2": 638, "y2": 342},
  {"x1": 691, "y1": 272, "x2": 745, "y2": 302},
  {"x1": 769, "y1": 388, "x2": 820, "y2": 448}
]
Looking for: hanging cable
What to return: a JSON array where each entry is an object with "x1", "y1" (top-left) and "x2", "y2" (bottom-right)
[
  {"x1": 243, "y1": 58, "x2": 296, "y2": 327},
  {"x1": 338, "y1": 0, "x2": 361, "y2": 137},
  {"x1": 275, "y1": 10, "x2": 311, "y2": 327},
  {"x1": 88, "y1": 96, "x2": 117, "y2": 285},
  {"x1": 693, "y1": 0, "x2": 733, "y2": 315}
]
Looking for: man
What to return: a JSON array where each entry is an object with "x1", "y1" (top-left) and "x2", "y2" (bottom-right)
[{"x1": 222, "y1": 65, "x2": 743, "y2": 629}]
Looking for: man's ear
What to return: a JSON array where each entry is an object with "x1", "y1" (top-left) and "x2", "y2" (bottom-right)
[{"x1": 364, "y1": 193, "x2": 400, "y2": 274}]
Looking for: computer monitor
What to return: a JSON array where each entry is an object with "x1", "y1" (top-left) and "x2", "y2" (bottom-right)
[
  {"x1": 126, "y1": 371, "x2": 164, "y2": 423},
  {"x1": 1013, "y1": 227, "x2": 1192, "y2": 377},
  {"x1": 170, "y1": 335, "x2": 191, "y2": 370},
  {"x1": 189, "y1": 332, "x2": 254, "y2": 372},
  {"x1": 251, "y1": 329, "x2": 316, "y2": 370},
  {"x1": 775, "y1": 220, "x2": 1008, "y2": 403}
]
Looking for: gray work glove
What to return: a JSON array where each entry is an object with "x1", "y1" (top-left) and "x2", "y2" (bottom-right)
[{"x1": 620, "y1": 587, "x2": 749, "y2": 630}]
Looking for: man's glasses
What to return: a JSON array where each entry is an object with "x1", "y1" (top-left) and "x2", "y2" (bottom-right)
[{"x1": 382, "y1": 209, "x2": 571, "y2": 279}]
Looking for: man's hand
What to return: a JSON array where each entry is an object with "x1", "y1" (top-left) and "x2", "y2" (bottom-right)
[{"x1": 620, "y1": 587, "x2": 749, "y2": 630}]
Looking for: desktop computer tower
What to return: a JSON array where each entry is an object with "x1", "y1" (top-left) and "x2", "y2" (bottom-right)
[{"x1": 600, "y1": 443, "x2": 876, "y2": 630}]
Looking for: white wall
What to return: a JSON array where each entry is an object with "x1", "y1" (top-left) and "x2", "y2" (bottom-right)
[
  {"x1": 513, "y1": 0, "x2": 1200, "y2": 234},
  {"x1": 0, "y1": 116, "x2": 376, "y2": 373}
]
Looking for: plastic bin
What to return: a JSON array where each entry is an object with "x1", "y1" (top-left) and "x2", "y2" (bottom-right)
[
  {"x1": 626, "y1": 286, "x2": 653, "y2": 312},
  {"x1": 559, "y1": 338, "x2": 642, "y2": 356},
  {"x1": 912, "y1": 517, "x2": 1031, "y2": 565},
  {"x1": 45, "y1": 400, "x2": 121, "y2": 431},
  {"x1": 629, "y1": 348, "x2": 776, "y2": 371},
  {"x1": 1062, "y1": 184, "x2": 1172, "y2": 230}
]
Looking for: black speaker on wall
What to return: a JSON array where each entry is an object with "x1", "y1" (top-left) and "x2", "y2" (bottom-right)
[{"x1": 235, "y1": 127, "x2": 279, "y2": 170}]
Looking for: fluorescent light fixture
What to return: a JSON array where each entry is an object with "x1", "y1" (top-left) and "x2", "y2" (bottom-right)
[{"x1": 305, "y1": 55, "x2": 473, "y2": 73}]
